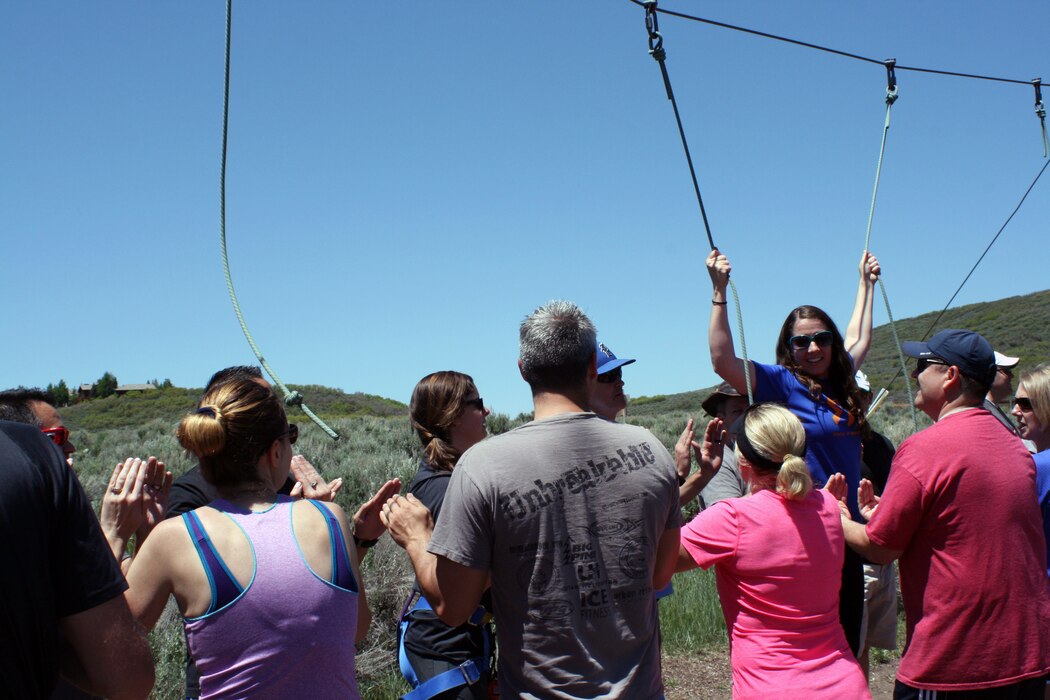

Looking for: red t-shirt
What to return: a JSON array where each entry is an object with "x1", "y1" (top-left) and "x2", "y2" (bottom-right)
[{"x1": 867, "y1": 408, "x2": 1050, "y2": 690}]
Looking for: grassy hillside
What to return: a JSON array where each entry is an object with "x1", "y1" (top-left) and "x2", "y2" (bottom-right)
[{"x1": 62, "y1": 384, "x2": 407, "y2": 432}]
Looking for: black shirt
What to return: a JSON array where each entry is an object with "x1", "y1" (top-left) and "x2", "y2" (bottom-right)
[{"x1": 0, "y1": 422, "x2": 126, "y2": 699}]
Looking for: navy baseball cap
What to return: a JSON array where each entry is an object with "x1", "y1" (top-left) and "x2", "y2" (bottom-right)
[
  {"x1": 596, "y1": 341, "x2": 636, "y2": 374},
  {"x1": 902, "y1": 329, "x2": 996, "y2": 385}
]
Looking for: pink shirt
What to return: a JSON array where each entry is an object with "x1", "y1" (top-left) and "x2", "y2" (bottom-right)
[{"x1": 681, "y1": 489, "x2": 868, "y2": 699}]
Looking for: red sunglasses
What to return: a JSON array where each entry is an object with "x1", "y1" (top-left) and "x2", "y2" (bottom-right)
[{"x1": 42, "y1": 426, "x2": 71, "y2": 447}]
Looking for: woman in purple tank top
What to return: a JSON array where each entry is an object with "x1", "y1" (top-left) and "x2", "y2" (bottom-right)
[{"x1": 123, "y1": 378, "x2": 369, "y2": 699}]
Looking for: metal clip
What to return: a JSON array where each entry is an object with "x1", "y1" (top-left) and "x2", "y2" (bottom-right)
[
  {"x1": 1034, "y1": 78, "x2": 1046, "y2": 119},
  {"x1": 884, "y1": 59, "x2": 899, "y2": 104},
  {"x1": 643, "y1": 0, "x2": 665, "y2": 60}
]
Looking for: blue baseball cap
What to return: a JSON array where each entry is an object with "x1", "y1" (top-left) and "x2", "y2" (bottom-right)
[
  {"x1": 902, "y1": 329, "x2": 996, "y2": 385},
  {"x1": 596, "y1": 341, "x2": 636, "y2": 374}
]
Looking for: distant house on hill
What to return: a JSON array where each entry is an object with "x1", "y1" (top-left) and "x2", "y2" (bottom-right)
[
  {"x1": 77, "y1": 383, "x2": 158, "y2": 399},
  {"x1": 116, "y1": 384, "x2": 157, "y2": 396}
]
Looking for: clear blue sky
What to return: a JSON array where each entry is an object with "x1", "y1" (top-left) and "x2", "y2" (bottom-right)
[{"x1": 3, "y1": 1, "x2": 1047, "y2": 420}]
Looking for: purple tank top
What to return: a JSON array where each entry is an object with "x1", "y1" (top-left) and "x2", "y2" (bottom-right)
[{"x1": 183, "y1": 497, "x2": 360, "y2": 699}]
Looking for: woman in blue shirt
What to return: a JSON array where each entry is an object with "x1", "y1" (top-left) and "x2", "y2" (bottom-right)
[{"x1": 705, "y1": 247, "x2": 880, "y2": 656}]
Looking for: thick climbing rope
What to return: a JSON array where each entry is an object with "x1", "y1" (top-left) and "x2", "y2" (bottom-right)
[
  {"x1": 861, "y1": 61, "x2": 918, "y2": 431},
  {"x1": 218, "y1": 0, "x2": 339, "y2": 439},
  {"x1": 642, "y1": 0, "x2": 753, "y2": 405}
]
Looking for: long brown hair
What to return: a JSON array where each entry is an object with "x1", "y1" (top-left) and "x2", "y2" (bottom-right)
[
  {"x1": 176, "y1": 378, "x2": 287, "y2": 488},
  {"x1": 410, "y1": 371, "x2": 477, "y2": 472},
  {"x1": 774, "y1": 305, "x2": 869, "y2": 437}
]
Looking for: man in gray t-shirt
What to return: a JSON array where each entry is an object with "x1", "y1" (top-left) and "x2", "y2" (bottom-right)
[{"x1": 383, "y1": 301, "x2": 681, "y2": 699}]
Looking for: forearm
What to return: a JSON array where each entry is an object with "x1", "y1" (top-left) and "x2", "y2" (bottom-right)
[
  {"x1": 840, "y1": 517, "x2": 900, "y2": 564},
  {"x1": 102, "y1": 527, "x2": 129, "y2": 565},
  {"x1": 845, "y1": 266, "x2": 875, "y2": 366},
  {"x1": 709, "y1": 301, "x2": 746, "y2": 388},
  {"x1": 679, "y1": 471, "x2": 712, "y2": 507}
]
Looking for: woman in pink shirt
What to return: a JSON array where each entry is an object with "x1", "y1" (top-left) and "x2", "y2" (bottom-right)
[{"x1": 675, "y1": 404, "x2": 869, "y2": 699}]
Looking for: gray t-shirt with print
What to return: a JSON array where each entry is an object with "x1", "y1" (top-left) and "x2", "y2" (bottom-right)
[{"x1": 428, "y1": 412, "x2": 681, "y2": 700}]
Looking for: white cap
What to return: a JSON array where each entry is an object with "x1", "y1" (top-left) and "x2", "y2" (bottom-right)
[{"x1": 993, "y1": 351, "x2": 1020, "y2": 369}]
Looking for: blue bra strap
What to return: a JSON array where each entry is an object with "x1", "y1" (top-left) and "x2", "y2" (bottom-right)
[
  {"x1": 182, "y1": 510, "x2": 243, "y2": 613},
  {"x1": 305, "y1": 500, "x2": 358, "y2": 593}
]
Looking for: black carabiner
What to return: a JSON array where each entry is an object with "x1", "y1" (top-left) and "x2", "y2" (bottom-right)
[{"x1": 884, "y1": 59, "x2": 899, "y2": 104}]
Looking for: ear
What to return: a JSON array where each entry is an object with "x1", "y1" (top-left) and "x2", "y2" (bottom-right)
[
  {"x1": 943, "y1": 365, "x2": 962, "y2": 392},
  {"x1": 587, "y1": 354, "x2": 597, "y2": 381},
  {"x1": 518, "y1": 359, "x2": 527, "y2": 382},
  {"x1": 263, "y1": 437, "x2": 283, "y2": 471}
]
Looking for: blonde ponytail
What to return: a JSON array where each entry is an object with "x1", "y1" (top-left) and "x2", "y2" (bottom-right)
[{"x1": 775, "y1": 454, "x2": 813, "y2": 500}]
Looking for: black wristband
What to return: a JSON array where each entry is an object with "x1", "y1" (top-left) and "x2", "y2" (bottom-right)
[
  {"x1": 353, "y1": 534, "x2": 380, "y2": 549},
  {"x1": 712, "y1": 300, "x2": 728, "y2": 305}
]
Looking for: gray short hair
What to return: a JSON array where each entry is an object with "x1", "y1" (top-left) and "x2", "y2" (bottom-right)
[{"x1": 519, "y1": 301, "x2": 597, "y2": 391}]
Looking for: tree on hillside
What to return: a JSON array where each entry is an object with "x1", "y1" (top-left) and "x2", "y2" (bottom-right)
[
  {"x1": 46, "y1": 380, "x2": 71, "y2": 407},
  {"x1": 95, "y1": 371, "x2": 118, "y2": 398}
]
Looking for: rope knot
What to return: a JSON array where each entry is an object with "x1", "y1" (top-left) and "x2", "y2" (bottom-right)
[
  {"x1": 284, "y1": 390, "x2": 304, "y2": 407},
  {"x1": 885, "y1": 87, "x2": 899, "y2": 105}
]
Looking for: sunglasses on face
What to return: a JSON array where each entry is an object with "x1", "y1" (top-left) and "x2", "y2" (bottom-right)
[
  {"x1": 278, "y1": 423, "x2": 299, "y2": 445},
  {"x1": 1014, "y1": 397, "x2": 1034, "y2": 412},
  {"x1": 597, "y1": 368, "x2": 622, "y2": 384},
  {"x1": 788, "y1": 331, "x2": 834, "y2": 350},
  {"x1": 915, "y1": 358, "x2": 950, "y2": 374},
  {"x1": 462, "y1": 397, "x2": 485, "y2": 411},
  {"x1": 998, "y1": 366, "x2": 1014, "y2": 378},
  {"x1": 41, "y1": 426, "x2": 71, "y2": 447}
]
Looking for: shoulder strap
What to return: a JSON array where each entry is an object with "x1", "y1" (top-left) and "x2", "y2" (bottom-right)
[
  {"x1": 182, "y1": 510, "x2": 244, "y2": 614},
  {"x1": 304, "y1": 500, "x2": 358, "y2": 593}
]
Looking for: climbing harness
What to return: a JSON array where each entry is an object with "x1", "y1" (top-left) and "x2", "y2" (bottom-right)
[
  {"x1": 1034, "y1": 79, "x2": 1048, "y2": 158},
  {"x1": 218, "y1": 0, "x2": 338, "y2": 439},
  {"x1": 641, "y1": 0, "x2": 753, "y2": 404},
  {"x1": 396, "y1": 592, "x2": 494, "y2": 700},
  {"x1": 860, "y1": 60, "x2": 918, "y2": 431}
]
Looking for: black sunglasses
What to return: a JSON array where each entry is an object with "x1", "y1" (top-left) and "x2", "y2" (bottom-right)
[
  {"x1": 788, "y1": 331, "x2": 834, "y2": 350},
  {"x1": 915, "y1": 358, "x2": 950, "y2": 374},
  {"x1": 462, "y1": 397, "x2": 485, "y2": 411},
  {"x1": 278, "y1": 423, "x2": 299, "y2": 445},
  {"x1": 597, "y1": 367, "x2": 623, "y2": 384},
  {"x1": 1014, "y1": 397, "x2": 1034, "y2": 412}
]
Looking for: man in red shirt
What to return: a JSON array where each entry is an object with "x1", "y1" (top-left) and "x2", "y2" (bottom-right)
[{"x1": 836, "y1": 329, "x2": 1050, "y2": 698}]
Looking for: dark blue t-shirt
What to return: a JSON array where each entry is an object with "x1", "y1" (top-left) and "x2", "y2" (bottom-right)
[{"x1": 752, "y1": 362, "x2": 863, "y2": 519}]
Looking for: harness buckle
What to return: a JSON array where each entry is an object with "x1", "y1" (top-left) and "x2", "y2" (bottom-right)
[{"x1": 459, "y1": 660, "x2": 482, "y2": 686}]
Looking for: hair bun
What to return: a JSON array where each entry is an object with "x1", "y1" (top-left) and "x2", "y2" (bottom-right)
[{"x1": 177, "y1": 405, "x2": 228, "y2": 457}]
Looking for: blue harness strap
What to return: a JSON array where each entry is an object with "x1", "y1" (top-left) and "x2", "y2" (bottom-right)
[
  {"x1": 304, "y1": 500, "x2": 358, "y2": 593},
  {"x1": 397, "y1": 595, "x2": 491, "y2": 700},
  {"x1": 182, "y1": 510, "x2": 243, "y2": 614}
]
